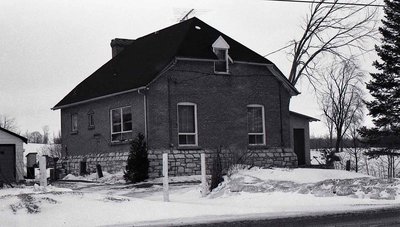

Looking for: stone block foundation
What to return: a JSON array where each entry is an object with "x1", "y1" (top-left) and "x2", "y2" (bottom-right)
[{"x1": 58, "y1": 147, "x2": 297, "y2": 178}]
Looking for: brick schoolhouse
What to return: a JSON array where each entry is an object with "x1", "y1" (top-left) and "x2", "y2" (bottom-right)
[{"x1": 53, "y1": 17, "x2": 317, "y2": 177}]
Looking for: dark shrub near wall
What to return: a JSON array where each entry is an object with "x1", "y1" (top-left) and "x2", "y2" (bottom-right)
[{"x1": 124, "y1": 133, "x2": 149, "y2": 183}]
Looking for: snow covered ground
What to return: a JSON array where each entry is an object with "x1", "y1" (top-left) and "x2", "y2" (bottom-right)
[{"x1": 1, "y1": 167, "x2": 400, "y2": 226}]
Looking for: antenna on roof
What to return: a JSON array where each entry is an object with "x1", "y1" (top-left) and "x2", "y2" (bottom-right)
[
  {"x1": 180, "y1": 9, "x2": 194, "y2": 22},
  {"x1": 173, "y1": 8, "x2": 210, "y2": 23}
]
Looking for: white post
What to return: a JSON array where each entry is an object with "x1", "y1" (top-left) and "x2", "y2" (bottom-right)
[
  {"x1": 201, "y1": 153, "x2": 207, "y2": 197},
  {"x1": 163, "y1": 153, "x2": 169, "y2": 202},
  {"x1": 39, "y1": 156, "x2": 47, "y2": 187}
]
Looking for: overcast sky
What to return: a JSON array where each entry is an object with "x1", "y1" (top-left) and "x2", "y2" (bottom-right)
[{"x1": 0, "y1": 0, "x2": 383, "y2": 138}]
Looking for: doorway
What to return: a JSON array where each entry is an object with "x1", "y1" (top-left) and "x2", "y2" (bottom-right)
[
  {"x1": 0, "y1": 144, "x2": 16, "y2": 182},
  {"x1": 293, "y1": 129, "x2": 305, "y2": 166}
]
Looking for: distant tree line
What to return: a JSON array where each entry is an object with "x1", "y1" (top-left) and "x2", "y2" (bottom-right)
[{"x1": 24, "y1": 127, "x2": 61, "y2": 144}]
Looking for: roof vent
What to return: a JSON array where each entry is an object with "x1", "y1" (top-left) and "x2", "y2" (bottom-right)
[
  {"x1": 195, "y1": 26, "x2": 201, "y2": 30},
  {"x1": 212, "y1": 36, "x2": 230, "y2": 49}
]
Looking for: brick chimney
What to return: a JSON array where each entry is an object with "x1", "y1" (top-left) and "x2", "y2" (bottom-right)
[{"x1": 110, "y1": 38, "x2": 135, "y2": 58}]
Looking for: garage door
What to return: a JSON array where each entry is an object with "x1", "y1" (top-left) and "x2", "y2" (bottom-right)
[{"x1": 0, "y1": 145, "x2": 15, "y2": 183}]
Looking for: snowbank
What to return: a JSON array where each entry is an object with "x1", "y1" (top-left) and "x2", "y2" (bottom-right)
[
  {"x1": 63, "y1": 171, "x2": 125, "y2": 184},
  {"x1": 0, "y1": 185, "x2": 72, "y2": 197},
  {"x1": 2, "y1": 167, "x2": 400, "y2": 226},
  {"x1": 233, "y1": 167, "x2": 372, "y2": 184},
  {"x1": 63, "y1": 172, "x2": 203, "y2": 185},
  {"x1": 211, "y1": 167, "x2": 399, "y2": 200}
]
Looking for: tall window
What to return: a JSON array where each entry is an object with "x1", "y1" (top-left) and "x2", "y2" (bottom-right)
[
  {"x1": 177, "y1": 103, "x2": 197, "y2": 146},
  {"x1": 71, "y1": 113, "x2": 78, "y2": 133},
  {"x1": 88, "y1": 110, "x2": 95, "y2": 129},
  {"x1": 247, "y1": 105, "x2": 265, "y2": 145},
  {"x1": 110, "y1": 106, "x2": 132, "y2": 142}
]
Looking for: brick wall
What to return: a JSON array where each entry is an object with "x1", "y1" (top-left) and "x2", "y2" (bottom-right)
[
  {"x1": 61, "y1": 91, "x2": 145, "y2": 157},
  {"x1": 147, "y1": 60, "x2": 292, "y2": 151},
  {"x1": 59, "y1": 59, "x2": 297, "y2": 177}
]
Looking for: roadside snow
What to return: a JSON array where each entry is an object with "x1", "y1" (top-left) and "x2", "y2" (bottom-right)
[
  {"x1": 235, "y1": 167, "x2": 372, "y2": 184},
  {"x1": 2, "y1": 168, "x2": 400, "y2": 227},
  {"x1": 211, "y1": 167, "x2": 397, "y2": 201},
  {"x1": 63, "y1": 171, "x2": 202, "y2": 185},
  {"x1": 63, "y1": 171, "x2": 125, "y2": 184}
]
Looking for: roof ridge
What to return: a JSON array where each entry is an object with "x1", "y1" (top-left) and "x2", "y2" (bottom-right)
[
  {"x1": 0, "y1": 126, "x2": 28, "y2": 143},
  {"x1": 53, "y1": 17, "x2": 298, "y2": 109}
]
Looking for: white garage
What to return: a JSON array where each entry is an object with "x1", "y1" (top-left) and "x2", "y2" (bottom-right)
[{"x1": 0, "y1": 127, "x2": 27, "y2": 183}]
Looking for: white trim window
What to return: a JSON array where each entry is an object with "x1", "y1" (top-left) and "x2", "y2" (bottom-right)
[
  {"x1": 110, "y1": 106, "x2": 132, "y2": 142},
  {"x1": 177, "y1": 102, "x2": 198, "y2": 146},
  {"x1": 247, "y1": 104, "x2": 265, "y2": 145},
  {"x1": 71, "y1": 113, "x2": 78, "y2": 133}
]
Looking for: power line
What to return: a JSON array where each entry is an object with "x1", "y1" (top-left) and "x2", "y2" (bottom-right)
[
  {"x1": 262, "y1": 0, "x2": 385, "y2": 7},
  {"x1": 263, "y1": 43, "x2": 295, "y2": 57}
]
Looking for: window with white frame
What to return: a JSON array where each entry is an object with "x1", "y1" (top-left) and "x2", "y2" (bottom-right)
[
  {"x1": 247, "y1": 105, "x2": 265, "y2": 145},
  {"x1": 110, "y1": 106, "x2": 132, "y2": 142},
  {"x1": 71, "y1": 113, "x2": 78, "y2": 133},
  {"x1": 177, "y1": 103, "x2": 197, "y2": 146}
]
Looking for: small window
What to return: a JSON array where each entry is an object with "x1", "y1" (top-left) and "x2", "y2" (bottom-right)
[
  {"x1": 177, "y1": 103, "x2": 197, "y2": 146},
  {"x1": 71, "y1": 113, "x2": 78, "y2": 133},
  {"x1": 247, "y1": 105, "x2": 265, "y2": 145},
  {"x1": 88, "y1": 111, "x2": 95, "y2": 129},
  {"x1": 110, "y1": 106, "x2": 132, "y2": 142},
  {"x1": 214, "y1": 48, "x2": 228, "y2": 73}
]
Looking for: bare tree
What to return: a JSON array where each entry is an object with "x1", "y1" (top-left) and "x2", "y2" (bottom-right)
[
  {"x1": 29, "y1": 131, "x2": 43, "y2": 144},
  {"x1": 288, "y1": 0, "x2": 378, "y2": 86},
  {"x1": 319, "y1": 58, "x2": 364, "y2": 166},
  {"x1": 53, "y1": 130, "x2": 62, "y2": 144},
  {"x1": 40, "y1": 144, "x2": 62, "y2": 158},
  {"x1": 42, "y1": 125, "x2": 49, "y2": 144},
  {"x1": 0, "y1": 114, "x2": 18, "y2": 132},
  {"x1": 347, "y1": 114, "x2": 364, "y2": 172}
]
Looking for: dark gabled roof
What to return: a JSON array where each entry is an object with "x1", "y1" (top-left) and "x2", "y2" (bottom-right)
[
  {"x1": 0, "y1": 126, "x2": 28, "y2": 143},
  {"x1": 290, "y1": 111, "x2": 319, "y2": 122},
  {"x1": 54, "y1": 17, "x2": 296, "y2": 109}
]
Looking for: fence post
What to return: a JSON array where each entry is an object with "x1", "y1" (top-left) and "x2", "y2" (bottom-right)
[
  {"x1": 163, "y1": 153, "x2": 169, "y2": 202},
  {"x1": 201, "y1": 153, "x2": 208, "y2": 197},
  {"x1": 39, "y1": 156, "x2": 47, "y2": 187}
]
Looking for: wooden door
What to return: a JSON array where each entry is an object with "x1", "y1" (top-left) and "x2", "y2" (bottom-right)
[
  {"x1": 0, "y1": 144, "x2": 16, "y2": 182},
  {"x1": 293, "y1": 129, "x2": 306, "y2": 166}
]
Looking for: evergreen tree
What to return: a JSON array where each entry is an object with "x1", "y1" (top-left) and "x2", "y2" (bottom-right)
[
  {"x1": 360, "y1": 0, "x2": 400, "y2": 178},
  {"x1": 124, "y1": 133, "x2": 149, "y2": 183}
]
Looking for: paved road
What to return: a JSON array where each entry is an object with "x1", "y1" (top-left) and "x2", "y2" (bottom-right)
[
  {"x1": 128, "y1": 206, "x2": 400, "y2": 227},
  {"x1": 188, "y1": 208, "x2": 400, "y2": 227}
]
